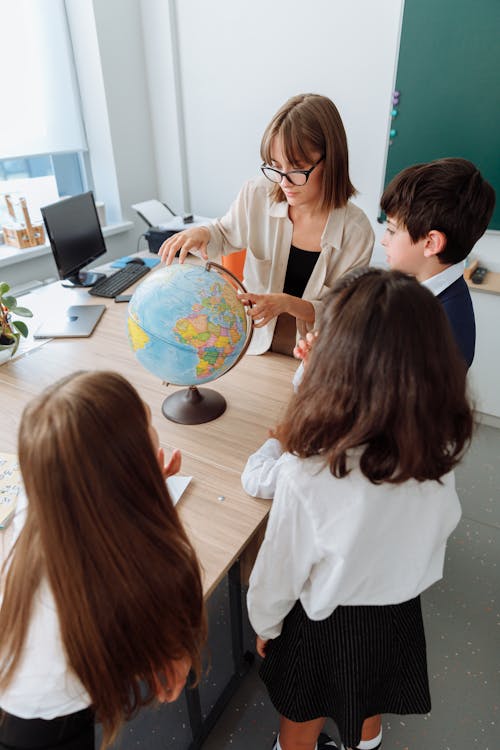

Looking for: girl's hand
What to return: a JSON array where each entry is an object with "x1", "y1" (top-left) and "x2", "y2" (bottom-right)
[
  {"x1": 155, "y1": 655, "x2": 192, "y2": 703},
  {"x1": 159, "y1": 226, "x2": 211, "y2": 265},
  {"x1": 293, "y1": 330, "x2": 318, "y2": 366},
  {"x1": 256, "y1": 636, "x2": 269, "y2": 658},
  {"x1": 158, "y1": 447, "x2": 182, "y2": 479},
  {"x1": 238, "y1": 293, "x2": 290, "y2": 328}
]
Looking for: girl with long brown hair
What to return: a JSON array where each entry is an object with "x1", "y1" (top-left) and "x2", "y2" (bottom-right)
[
  {"x1": 0, "y1": 371, "x2": 206, "y2": 750},
  {"x1": 243, "y1": 268, "x2": 473, "y2": 750}
]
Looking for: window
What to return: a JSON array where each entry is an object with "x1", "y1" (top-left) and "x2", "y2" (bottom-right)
[{"x1": 0, "y1": 1, "x2": 90, "y2": 235}]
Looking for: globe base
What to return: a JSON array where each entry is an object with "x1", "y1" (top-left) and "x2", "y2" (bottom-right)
[{"x1": 162, "y1": 386, "x2": 227, "y2": 424}]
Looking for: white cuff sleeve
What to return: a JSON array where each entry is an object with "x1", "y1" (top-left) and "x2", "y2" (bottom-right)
[{"x1": 241, "y1": 438, "x2": 291, "y2": 498}]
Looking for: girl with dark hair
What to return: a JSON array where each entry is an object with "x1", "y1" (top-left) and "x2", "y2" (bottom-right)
[
  {"x1": 160, "y1": 93, "x2": 374, "y2": 356},
  {"x1": 0, "y1": 371, "x2": 206, "y2": 750},
  {"x1": 243, "y1": 268, "x2": 473, "y2": 750}
]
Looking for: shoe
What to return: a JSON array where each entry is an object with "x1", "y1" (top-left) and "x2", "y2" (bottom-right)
[
  {"x1": 354, "y1": 729, "x2": 382, "y2": 750},
  {"x1": 318, "y1": 733, "x2": 344, "y2": 749},
  {"x1": 317, "y1": 732, "x2": 382, "y2": 750}
]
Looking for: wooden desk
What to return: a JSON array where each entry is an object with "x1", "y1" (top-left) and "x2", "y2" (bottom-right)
[
  {"x1": 0, "y1": 282, "x2": 296, "y2": 593},
  {"x1": 0, "y1": 277, "x2": 296, "y2": 746}
]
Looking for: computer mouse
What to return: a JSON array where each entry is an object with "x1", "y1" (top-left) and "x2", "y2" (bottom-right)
[{"x1": 126, "y1": 257, "x2": 145, "y2": 265}]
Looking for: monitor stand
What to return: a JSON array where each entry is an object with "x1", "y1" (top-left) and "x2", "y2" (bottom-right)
[{"x1": 62, "y1": 270, "x2": 106, "y2": 288}]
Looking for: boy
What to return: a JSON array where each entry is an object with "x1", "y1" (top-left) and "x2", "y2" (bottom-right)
[{"x1": 380, "y1": 157, "x2": 495, "y2": 368}]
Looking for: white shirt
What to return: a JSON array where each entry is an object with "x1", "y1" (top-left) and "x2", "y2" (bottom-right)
[
  {"x1": 0, "y1": 493, "x2": 91, "y2": 719},
  {"x1": 421, "y1": 262, "x2": 465, "y2": 296},
  {"x1": 245, "y1": 441, "x2": 461, "y2": 640},
  {"x1": 206, "y1": 176, "x2": 374, "y2": 354}
]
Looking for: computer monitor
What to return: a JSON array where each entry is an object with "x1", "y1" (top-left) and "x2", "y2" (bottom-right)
[{"x1": 41, "y1": 191, "x2": 106, "y2": 287}]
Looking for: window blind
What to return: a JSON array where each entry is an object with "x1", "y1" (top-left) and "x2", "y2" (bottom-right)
[{"x1": 0, "y1": 0, "x2": 87, "y2": 159}]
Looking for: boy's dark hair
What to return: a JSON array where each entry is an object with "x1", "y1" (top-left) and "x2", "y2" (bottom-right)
[
  {"x1": 277, "y1": 267, "x2": 473, "y2": 484},
  {"x1": 380, "y1": 158, "x2": 495, "y2": 264}
]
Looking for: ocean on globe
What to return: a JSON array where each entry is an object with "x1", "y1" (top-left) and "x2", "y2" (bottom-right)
[{"x1": 127, "y1": 263, "x2": 250, "y2": 386}]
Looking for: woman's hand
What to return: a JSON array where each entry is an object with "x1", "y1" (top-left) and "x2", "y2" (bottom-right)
[
  {"x1": 155, "y1": 655, "x2": 192, "y2": 703},
  {"x1": 256, "y1": 636, "x2": 269, "y2": 658},
  {"x1": 159, "y1": 226, "x2": 211, "y2": 265},
  {"x1": 293, "y1": 330, "x2": 318, "y2": 367},
  {"x1": 158, "y1": 447, "x2": 182, "y2": 479},
  {"x1": 238, "y1": 292, "x2": 291, "y2": 328}
]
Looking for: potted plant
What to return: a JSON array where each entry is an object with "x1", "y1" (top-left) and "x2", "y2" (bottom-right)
[{"x1": 0, "y1": 282, "x2": 33, "y2": 363}]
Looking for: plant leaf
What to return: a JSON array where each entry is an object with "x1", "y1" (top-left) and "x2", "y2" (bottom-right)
[
  {"x1": 0, "y1": 282, "x2": 10, "y2": 295},
  {"x1": 11, "y1": 333, "x2": 20, "y2": 355},
  {"x1": 12, "y1": 321, "x2": 29, "y2": 337},
  {"x1": 3, "y1": 295, "x2": 17, "y2": 309},
  {"x1": 11, "y1": 306, "x2": 33, "y2": 317}
]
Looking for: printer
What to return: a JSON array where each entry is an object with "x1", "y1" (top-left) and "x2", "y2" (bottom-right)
[{"x1": 132, "y1": 200, "x2": 212, "y2": 254}]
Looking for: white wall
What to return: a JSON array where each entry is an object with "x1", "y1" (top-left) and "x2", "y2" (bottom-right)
[{"x1": 142, "y1": 0, "x2": 402, "y2": 232}]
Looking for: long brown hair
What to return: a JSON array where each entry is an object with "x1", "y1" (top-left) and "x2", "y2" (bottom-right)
[
  {"x1": 260, "y1": 93, "x2": 356, "y2": 212},
  {"x1": 0, "y1": 371, "x2": 206, "y2": 747},
  {"x1": 277, "y1": 268, "x2": 473, "y2": 483}
]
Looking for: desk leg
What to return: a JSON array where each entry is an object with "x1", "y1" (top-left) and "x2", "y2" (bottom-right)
[
  {"x1": 228, "y1": 559, "x2": 252, "y2": 673},
  {"x1": 185, "y1": 559, "x2": 254, "y2": 749}
]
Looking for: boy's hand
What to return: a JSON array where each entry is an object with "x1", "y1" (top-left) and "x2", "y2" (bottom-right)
[
  {"x1": 293, "y1": 330, "x2": 318, "y2": 367},
  {"x1": 158, "y1": 447, "x2": 182, "y2": 478}
]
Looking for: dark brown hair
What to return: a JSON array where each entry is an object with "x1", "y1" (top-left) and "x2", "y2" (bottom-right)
[
  {"x1": 381, "y1": 158, "x2": 495, "y2": 264},
  {"x1": 260, "y1": 93, "x2": 356, "y2": 211},
  {"x1": 0, "y1": 371, "x2": 206, "y2": 748},
  {"x1": 277, "y1": 268, "x2": 473, "y2": 483}
]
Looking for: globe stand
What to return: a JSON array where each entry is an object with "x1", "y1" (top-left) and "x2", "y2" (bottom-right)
[{"x1": 162, "y1": 386, "x2": 227, "y2": 424}]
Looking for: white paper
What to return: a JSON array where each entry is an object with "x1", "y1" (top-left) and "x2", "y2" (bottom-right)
[{"x1": 166, "y1": 475, "x2": 192, "y2": 506}]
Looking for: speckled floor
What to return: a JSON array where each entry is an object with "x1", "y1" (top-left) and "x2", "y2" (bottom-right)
[{"x1": 110, "y1": 423, "x2": 500, "y2": 750}]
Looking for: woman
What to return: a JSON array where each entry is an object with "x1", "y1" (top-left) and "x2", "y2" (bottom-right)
[
  {"x1": 160, "y1": 93, "x2": 374, "y2": 355},
  {"x1": 0, "y1": 371, "x2": 206, "y2": 750}
]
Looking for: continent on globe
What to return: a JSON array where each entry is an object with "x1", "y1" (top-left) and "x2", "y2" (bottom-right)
[{"x1": 174, "y1": 283, "x2": 244, "y2": 379}]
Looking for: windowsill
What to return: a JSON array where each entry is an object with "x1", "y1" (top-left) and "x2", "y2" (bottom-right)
[{"x1": 0, "y1": 221, "x2": 134, "y2": 269}]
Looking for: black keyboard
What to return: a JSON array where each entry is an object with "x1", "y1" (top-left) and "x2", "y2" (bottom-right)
[{"x1": 88, "y1": 263, "x2": 150, "y2": 298}]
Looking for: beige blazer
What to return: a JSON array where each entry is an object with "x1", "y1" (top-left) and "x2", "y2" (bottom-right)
[{"x1": 207, "y1": 177, "x2": 375, "y2": 354}]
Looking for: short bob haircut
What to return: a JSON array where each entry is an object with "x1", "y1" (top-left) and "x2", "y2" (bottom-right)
[
  {"x1": 260, "y1": 93, "x2": 356, "y2": 212},
  {"x1": 276, "y1": 267, "x2": 473, "y2": 484},
  {"x1": 380, "y1": 158, "x2": 495, "y2": 264}
]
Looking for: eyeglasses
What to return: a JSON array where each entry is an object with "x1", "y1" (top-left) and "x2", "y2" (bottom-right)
[{"x1": 261, "y1": 155, "x2": 325, "y2": 186}]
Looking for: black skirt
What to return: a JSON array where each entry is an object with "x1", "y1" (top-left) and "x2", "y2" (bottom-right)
[
  {"x1": 0, "y1": 708, "x2": 94, "y2": 750},
  {"x1": 259, "y1": 597, "x2": 431, "y2": 749}
]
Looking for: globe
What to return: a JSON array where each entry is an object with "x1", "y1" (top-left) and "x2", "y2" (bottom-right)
[{"x1": 127, "y1": 262, "x2": 252, "y2": 423}]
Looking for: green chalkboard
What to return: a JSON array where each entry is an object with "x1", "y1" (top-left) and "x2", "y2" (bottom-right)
[{"x1": 384, "y1": 0, "x2": 500, "y2": 229}]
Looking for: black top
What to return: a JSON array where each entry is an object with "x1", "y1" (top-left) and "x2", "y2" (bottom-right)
[{"x1": 283, "y1": 245, "x2": 320, "y2": 298}]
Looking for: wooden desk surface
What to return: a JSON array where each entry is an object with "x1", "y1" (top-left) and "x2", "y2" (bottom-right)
[{"x1": 0, "y1": 279, "x2": 297, "y2": 597}]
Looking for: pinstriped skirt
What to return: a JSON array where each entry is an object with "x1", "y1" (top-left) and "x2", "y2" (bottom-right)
[{"x1": 259, "y1": 596, "x2": 431, "y2": 748}]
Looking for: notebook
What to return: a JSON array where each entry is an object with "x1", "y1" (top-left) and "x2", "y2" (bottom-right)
[
  {"x1": 34, "y1": 305, "x2": 106, "y2": 339},
  {"x1": 0, "y1": 453, "x2": 21, "y2": 529}
]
